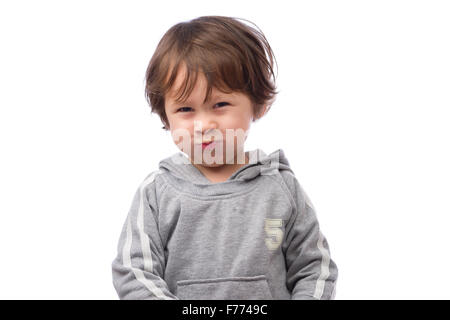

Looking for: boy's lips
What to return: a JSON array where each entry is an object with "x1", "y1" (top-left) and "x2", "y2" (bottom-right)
[
  {"x1": 200, "y1": 140, "x2": 221, "y2": 150},
  {"x1": 196, "y1": 139, "x2": 221, "y2": 145}
]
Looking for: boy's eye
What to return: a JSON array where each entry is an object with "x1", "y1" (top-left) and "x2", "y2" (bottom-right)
[
  {"x1": 176, "y1": 102, "x2": 228, "y2": 113},
  {"x1": 177, "y1": 107, "x2": 193, "y2": 112},
  {"x1": 214, "y1": 102, "x2": 229, "y2": 108}
]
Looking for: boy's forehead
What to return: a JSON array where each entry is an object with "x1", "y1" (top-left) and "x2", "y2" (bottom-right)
[{"x1": 164, "y1": 61, "x2": 239, "y2": 103}]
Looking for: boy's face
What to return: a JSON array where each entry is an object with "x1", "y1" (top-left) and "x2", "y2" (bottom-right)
[{"x1": 164, "y1": 66, "x2": 258, "y2": 167}]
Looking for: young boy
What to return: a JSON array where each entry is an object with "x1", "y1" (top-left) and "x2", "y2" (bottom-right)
[{"x1": 111, "y1": 15, "x2": 338, "y2": 300}]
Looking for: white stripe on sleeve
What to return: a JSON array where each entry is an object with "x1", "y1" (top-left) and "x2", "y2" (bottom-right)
[
  {"x1": 313, "y1": 231, "x2": 331, "y2": 299},
  {"x1": 122, "y1": 170, "x2": 171, "y2": 299}
]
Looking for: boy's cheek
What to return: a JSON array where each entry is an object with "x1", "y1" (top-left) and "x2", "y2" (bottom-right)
[{"x1": 173, "y1": 137, "x2": 193, "y2": 155}]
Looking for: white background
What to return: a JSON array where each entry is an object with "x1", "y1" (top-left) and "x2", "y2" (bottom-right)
[{"x1": 0, "y1": 0, "x2": 449, "y2": 299}]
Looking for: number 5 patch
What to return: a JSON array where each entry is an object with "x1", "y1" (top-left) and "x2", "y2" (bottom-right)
[{"x1": 264, "y1": 218, "x2": 283, "y2": 251}]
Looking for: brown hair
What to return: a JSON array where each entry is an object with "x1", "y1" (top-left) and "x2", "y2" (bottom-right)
[{"x1": 144, "y1": 15, "x2": 278, "y2": 130}]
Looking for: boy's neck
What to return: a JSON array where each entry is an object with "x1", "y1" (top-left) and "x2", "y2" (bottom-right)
[{"x1": 191, "y1": 152, "x2": 249, "y2": 184}]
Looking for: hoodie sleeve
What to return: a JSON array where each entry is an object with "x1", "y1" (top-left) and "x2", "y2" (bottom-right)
[
  {"x1": 281, "y1": 172, "x2": 338, "y2": 300},
  {"x1": 111, "y1": 171, "x2": 178, "y2": 300}
]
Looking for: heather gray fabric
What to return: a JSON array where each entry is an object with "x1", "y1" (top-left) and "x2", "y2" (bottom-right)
[{"x1": 111, "y1": 148, "x2": 338, "y2": 300}]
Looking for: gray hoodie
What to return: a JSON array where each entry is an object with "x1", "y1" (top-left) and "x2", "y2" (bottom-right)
[{"x1": 111, "y1": 148, "x2": 338, "y2": 300}]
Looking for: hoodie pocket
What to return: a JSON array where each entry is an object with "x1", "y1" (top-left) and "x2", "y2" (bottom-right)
[{"x1": 176, "y1": 275, "x2": 273, "y2": 300}]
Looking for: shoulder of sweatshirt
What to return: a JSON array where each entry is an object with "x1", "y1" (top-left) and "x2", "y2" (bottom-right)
[
  {"x1": 278, "y1": 169, "x2": 315, "y2": 213},
  {"x1": 135, "y1": 169, "x2": 170, "y2": 204}
]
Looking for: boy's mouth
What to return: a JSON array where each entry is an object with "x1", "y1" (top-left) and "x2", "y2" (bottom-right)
[
  {"x1": 201, "y1": 139, "x2": 223, "y2": 150},
  {"x1": 202, "y1": 141, "x2": 214, "y2": 149}
]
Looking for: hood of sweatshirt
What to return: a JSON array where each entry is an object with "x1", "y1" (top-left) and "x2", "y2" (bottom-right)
[{"x1": 158, "y1": 148, "x2": 294, "y2": 186}]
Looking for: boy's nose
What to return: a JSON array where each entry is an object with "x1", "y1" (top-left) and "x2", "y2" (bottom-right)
[
  {"x1": 194, "y1": 118, "x2": 218, "y2": 133},
  {"x1": 193, "y1": 119, "x2": 220, "y2": 141}
]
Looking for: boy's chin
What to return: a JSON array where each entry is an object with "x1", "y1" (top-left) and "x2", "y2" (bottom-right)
[
  {"x1": 192, "y1": 156, "x2": 246, "y2": 167},
  {"x1": 197, "y1": 161, "x2": 226, "y2": 168}
]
